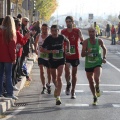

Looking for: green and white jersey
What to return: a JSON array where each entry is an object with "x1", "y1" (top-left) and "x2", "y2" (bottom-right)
[
  {"x1": 85, "y1": 38, "x2": 102, "y2": 68},
  {"x1": 38, "y1": 35, "x2": 49, "y2": 60}
]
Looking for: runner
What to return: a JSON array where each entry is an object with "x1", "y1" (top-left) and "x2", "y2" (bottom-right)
[
  {"x1": 61, "y1": 16, "x2": 84, "y2": 99},
  {"x1": 35, "y1": 24, "x2": 51, "y2": 94},
  {"x1": 40, "y1": 25, "x2": 70, "y2": 105},
  {"x1": 81, "y1": 27, "x2": 107, "y2": 105}
]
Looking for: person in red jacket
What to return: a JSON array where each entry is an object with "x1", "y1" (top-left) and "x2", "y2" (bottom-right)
[
  {"x1": 0, "y1": 15, "x2": 17, "y2": 100},
  {"x1": 12, "y1": 18, "x2": 30, "y2": 87},
  {"x1": 61, "y1": 16, "x2": 84, "y2": 99}
]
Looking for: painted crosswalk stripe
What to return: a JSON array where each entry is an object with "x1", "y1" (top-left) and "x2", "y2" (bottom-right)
[
  {"x1": 65, "y1": 104, "x2": 89, "y2": 107},
  {"x1": 63, "y1": 90, "x2": 84, "y2": 92},
  {"x1": 62, "y1": 84, "x2": 120, "y2": 87},
  {"x1": 112, "y1": 104, "x2": 120, "y2": 108},
  {"x1": 103, "y1": 91, "x2": 120, "y2": 93}
]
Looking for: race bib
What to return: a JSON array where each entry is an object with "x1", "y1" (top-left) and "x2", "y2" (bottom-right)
[
  {"x1": 70, "y1": 45, "x2": 75, "y2": 54},
  {"x1": 40, "y1": 53, "x2": 49, "y2": 59},
  {"x1": 88, "y1": 53, "x2": 98, "y2": 63},
  {"x1": 53, "y1": 49, "x2": 63, "y2": 59}
]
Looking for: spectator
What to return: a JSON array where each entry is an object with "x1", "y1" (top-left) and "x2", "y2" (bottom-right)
[
  {"x1": 31, "y1": 21, "x2": 41, "y2": 40},
  {"x1": 111, "y1": 25, "x2": 116, "y2": 45},
  {"x1": 20, "y1": 17, "x2": 32, "y2": 81},
  {"x1": 12, "y1": 18, "x2": 30, "y2": 90},
  {"x1": 105, "y1": 24, "x2": 110, "y2": 38},
  {"x1": 0, "y1": 15, "x2": 18, "y2": 100},
  {"x1": 17, "y1": 14, "x2": 22, "y2": 22},
  {"x1": 94, "y1": 22, "x2": 100, "y2": 37}
]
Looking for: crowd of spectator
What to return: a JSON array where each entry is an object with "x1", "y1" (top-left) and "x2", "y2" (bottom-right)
[{"x1": 0, "y1": 14, "x2": 40, "y2": 100}]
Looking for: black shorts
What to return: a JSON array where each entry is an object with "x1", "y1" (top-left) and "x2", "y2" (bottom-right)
[
  {"x1": 85, "y1": 65, "x2": 102, "y2": 72},
  {"x1": 49, "y1": 58, "x2": 65, "y2": 69},
  {"x1": 66, "y1": 59, "x2": 80, "y2": 67},
  {"x1": 38, "y1": 58, "x2": 50, "y2": 68}
]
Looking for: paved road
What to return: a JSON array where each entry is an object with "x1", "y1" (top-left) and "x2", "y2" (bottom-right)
[{"x1": 2, "y1": 34, "x2": 120, "y2": 120}]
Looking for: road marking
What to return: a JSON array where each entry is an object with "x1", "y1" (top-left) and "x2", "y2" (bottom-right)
[
  {"x1": 62, "y1": 84, "x2": 120, "y2": 87},
  {"x1": 65, "y1": 104, "x2": 89, "y2": 107},
  {"x1": 63, "y1": 90, "x2": 84, "y2": 92},
  {"x1": 107, "y1": 61, "x2": 120, "y2": 72},
  {"x1": 103, "y1": 91, "x2": 120, "y2": 93},
  {"x1": 2, "y1": 107, "x2": 25, "y2": 120},
  {"x1": 112, "y1": 104, "x2": 120, "y2": 108}
]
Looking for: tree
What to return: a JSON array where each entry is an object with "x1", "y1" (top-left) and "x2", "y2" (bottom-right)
[{"x1": 36, "y1": 0, "x2": 58, "y2": 21}]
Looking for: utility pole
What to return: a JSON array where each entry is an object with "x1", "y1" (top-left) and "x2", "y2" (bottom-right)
[{"x1": 7, "y1": 0, "x2": 11, "y2": 15}]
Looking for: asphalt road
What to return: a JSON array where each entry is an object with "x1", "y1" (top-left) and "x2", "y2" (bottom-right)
[{"x1": 3, "y1": 34, "x2": 120, "y2": 120}]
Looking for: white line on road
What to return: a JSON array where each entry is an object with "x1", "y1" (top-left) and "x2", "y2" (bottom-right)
[
  {"x1": 2, "y1": 107, "x2": 25, "y2": 120},
  {"x1": 103, "y1": 91, "x2": 120, "y2": 93},
  {"x1": 107, "y1": 61, "x2": 120, "y2": 72},
  {"x1": 112, "y1": 104, "x2": 120, "y2": 108},
  {"x1": 65, "y1": 104, "x2": 89, "y2": 107},
  {"x1": 62, "y1": 84, "x2": 120, "y2": 87},
  {"x1": 63, "y1": 90, "x2": 84, "y2": 92}
]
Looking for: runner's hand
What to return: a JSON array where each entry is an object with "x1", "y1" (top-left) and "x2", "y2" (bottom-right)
[
  {"x1": 102, "y1": 58, "x2": 106, "y2": 63},
  {"x1": 66, "y1": 52, "x2": 71, "y2": 56}
]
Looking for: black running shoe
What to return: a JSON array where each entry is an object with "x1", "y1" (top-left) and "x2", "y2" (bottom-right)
[
  {"x1": 92, "y1": 97, "x2": 98, "y2": 105},
  {"x1": 46, "y1": 84, "x2": 51, "y2": 94},
  {"x1": 65, "y1": 82, "x2": 71, "y2": 95},
  {"x1": 56, "y1": 98, "x2": 61, "y2": 105},
  {"x1": 95, "y1": 86, "x2": 101, "y2": 97},
  {"x1": 41, "y1": 87, "x2": 46, "y2": 94}
]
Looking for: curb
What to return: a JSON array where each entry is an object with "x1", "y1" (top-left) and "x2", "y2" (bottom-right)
[{"x1": 0, "y1": 53, "x2": 37, "y2": 115}]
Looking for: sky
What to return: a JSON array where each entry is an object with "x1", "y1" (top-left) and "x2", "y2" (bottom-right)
[{"x1": 52, "y1": 0, "x2": 120, "y2": 19}]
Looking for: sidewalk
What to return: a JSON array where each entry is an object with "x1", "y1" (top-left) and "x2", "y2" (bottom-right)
[{"x1": 0, "y1": 53, "x2": 37, "y2": 115}]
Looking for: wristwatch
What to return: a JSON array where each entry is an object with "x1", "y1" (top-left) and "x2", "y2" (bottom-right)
[{"x1": 103, "y1": 57, "x2": 106, "y2": 59}]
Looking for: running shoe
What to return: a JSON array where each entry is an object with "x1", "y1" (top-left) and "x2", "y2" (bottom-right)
[
  {"x1": 95, "y1": 86, "x2": 101, "y2": 97},
  {"x1": 65, "y1": 82, "x2": 71, "y2": 95},
  {"x1": 41, "y1": 87, "x2": 46, "y2": 94},
  {"x1": 92, "y1": 97, "x2": 98, "y2": 105},
  {"x1": 46, "y1": 83, "x2": 51, "y2": 94},
  {"x1": 71, "y1": 93, "x2": 76, "y2": 99},
  {"x1": 56, "y1": 97, "x2": 61, "y2": 105}
]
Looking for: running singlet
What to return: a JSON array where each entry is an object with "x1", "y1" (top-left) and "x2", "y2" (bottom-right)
[
  {"x1": 38, "y1": 35, "x2": 49, "y2": 60},
  {"x1": 61, "y1": 28, "x2": 80, "y2": 59},
  {"x1": 42, "y1": 35, "x2": 67, "y2": 60},
  {"x1": 85, "y1": 38, "x2": 102, "y2": 68}
]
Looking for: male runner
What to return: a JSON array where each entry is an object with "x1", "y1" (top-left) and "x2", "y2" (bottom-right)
[
  {"x1": 40, "y1": 25, "x2": 70, "y2": 105},
  {"x1": 61, "y1": 16, "x2": 84, "y2": 99},
  {"x1": 35, "y1": 24, "x2": 51, "y2": 94},
  {"x1": 81, "y1": 27, "x2": 107, "y2": 105}
]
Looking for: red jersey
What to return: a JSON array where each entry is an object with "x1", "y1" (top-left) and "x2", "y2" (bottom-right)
[
  {"x1": 61, "y1": 28, "x2": 81, "y2": 59},
  {"x1": 16, "y1": 30, "x2": 28, "y2": 57}
]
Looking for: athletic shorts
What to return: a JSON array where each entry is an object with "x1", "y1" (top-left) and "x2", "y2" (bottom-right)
[
  {"x1": 38, "y1": 58, "x2": 50, "y2": 68},
  {"x1": 49, "y1": 58, "x2": 65, "y2": 69},
  {"x1": 85, "y1": 65, "x2": 102, "y2": 72},
  {"x1": 66, "y1": 59, "x2": 80, "y2": 67}
]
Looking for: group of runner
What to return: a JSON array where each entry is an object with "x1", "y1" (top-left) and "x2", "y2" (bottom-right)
[{"x1": 35, "y1": 16, "x2": 107, "y2": 105}]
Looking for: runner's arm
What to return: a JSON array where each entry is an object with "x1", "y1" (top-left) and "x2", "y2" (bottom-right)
[
  {"x1": 81, "y1": 40, "x2": 90, "y2": 57},
  {"x1": 34, "y1": 34, "x2": 39, "y2": 55},
  {"x1": 64, "y1": 36, "x2": 70, "y2": 53},
  {"x1": 99, "y1": 39, "x2": 107, "y2": 59},
  {"x1": 78, "y1": 29, "x2": 84, "y2": 44}
]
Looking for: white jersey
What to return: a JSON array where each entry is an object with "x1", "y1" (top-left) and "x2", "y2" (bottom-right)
[{"x1": 38, "y1": 34, "x2": 49, "y2": 60}]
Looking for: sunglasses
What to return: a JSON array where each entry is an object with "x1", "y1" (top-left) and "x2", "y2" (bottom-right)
[{"x1": 25, "y1": 21, "x2": 29, "y2": 22}]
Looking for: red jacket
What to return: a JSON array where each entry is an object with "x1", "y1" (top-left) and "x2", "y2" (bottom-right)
[
  {"x1": 0, "y1": 30, "x2": 16, "y2": 62},
  {"x1": 16, "y1": 30, "x2": 28, "y2": 57}
]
